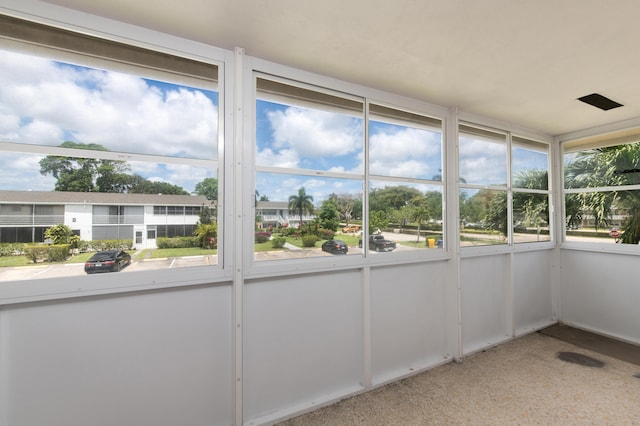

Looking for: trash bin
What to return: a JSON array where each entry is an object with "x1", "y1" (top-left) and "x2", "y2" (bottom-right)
[{"x1": 427, "y1": 238, "x2": 435, "y2": 248}]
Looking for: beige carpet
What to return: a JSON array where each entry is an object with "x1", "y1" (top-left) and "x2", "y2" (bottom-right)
[{"x1": 279, "y1": 333, "x2": 640, "y2": 425}]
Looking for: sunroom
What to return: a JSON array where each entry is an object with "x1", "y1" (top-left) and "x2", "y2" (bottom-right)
[{"x1": 0, "y1": 1, "x2": 639, "y2": 425}]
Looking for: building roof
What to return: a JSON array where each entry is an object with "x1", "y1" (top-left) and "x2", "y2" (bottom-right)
[
  {"x1": 256, "y1": 201, "x2": 289, "y2": 209},
  {"x1": 0, "y1": 190, "x2": 215, "y2": 206}
]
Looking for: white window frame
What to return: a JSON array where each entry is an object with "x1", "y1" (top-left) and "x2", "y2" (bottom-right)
[{"x1": 0, "y1": 8, "x2": 233, "y2": 304}]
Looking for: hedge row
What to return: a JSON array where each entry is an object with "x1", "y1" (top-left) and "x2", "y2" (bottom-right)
[
  {"x1": 156, "y1": 236, "x2": 201, "y2": 249},
  {"x1": 78, "y1": 239, "x2": 133, "y2": 252},
  {"x1": 0, "y1": 240, "x2": 132, "y2": 260},
  {"x1": 0, "y1": 243, "x2": 26, "y2": 256},
  {"x1": 24, "y1": 244, "x2": 71, "y2": 263}
]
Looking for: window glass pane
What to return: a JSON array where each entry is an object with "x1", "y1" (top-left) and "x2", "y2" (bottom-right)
[
  {"x1": 459, "y1": 126, "x2": 507, "y2": 186},
  {"x1": 564, "y1": 141, "x2": 640, "y2": 189},
  {"x1": 256, "y1": 78, "x2": 363, "y2": 173},
  {"x1": 565, "y1": 190, "x2": 640, "y2": 244},
  {"x1": 512, "y1": 138, "x2": 549, "y2": 190},
  {"x1": 460, "y1": 188, "x2": 508, "y2": 246},
  {"x1": 368, "y1": 182, "x2": 443, "y2": 251},
  {"x1": 254, "y1": 172, "x2": 363, "y2": 260},
  {"x1": 369, "y1": 105, "x2": 442, "y2": 180},
  {"x1": 1, "y1": 49, "x2": 218, "y2": 160},
  {"x1": 0, "y1": 152, "x2": 218, "y2": 282},
  {"x1": 513, "y1": 192, "x2": 550, "y2": 243},
  {"x1": 564, "y1": 140, "x2": 640, "y2": 244}
]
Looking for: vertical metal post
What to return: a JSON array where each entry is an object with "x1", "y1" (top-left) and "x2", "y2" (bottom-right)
[{"x1": 232, "y1": 46, "x2": 245, "y2": 426}]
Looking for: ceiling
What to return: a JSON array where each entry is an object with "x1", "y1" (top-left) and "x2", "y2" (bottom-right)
[{"x1": 40, "y1": 0, "x2": 640, "y2": 137}]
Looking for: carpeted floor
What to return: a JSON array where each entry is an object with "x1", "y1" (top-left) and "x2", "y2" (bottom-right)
[{"x1": 278, "y1": 331, "x2": 640, "y2": 425}]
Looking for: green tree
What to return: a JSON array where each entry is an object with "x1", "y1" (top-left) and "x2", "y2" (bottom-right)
[
  {"x1": 369, "y1": 185, "x2": 422, "y2": 213},
  {"x1": 39, "y1": 141, "x2": 189, "y2": 195},
  {"x1": 127, "y1": 174, "x2": 189, "y2": 195},
  {"x1": 318, "y1": 201, "x2": 340, "y2": 231},
  {"x1": 39, "y1": 141, "x2": 130, "y2": 192},
  {"x1": 95, "y1": 161, "x2": 134, "y2": 193},
  {"x1": 391, "y1": 204, "x2": 414, "y2": 229},
  {"x1": 44, "y1": 224, "x2": 73, "y2": 244},
  {"x1": 199, "y1": 204, "x2": 214, "y2": 225},
  {"x1": 409, "y1": 196, "x2": 431, "y2": 243},
  {"x1": 513, "y1": 169, "x2": 549, "y2": 233},
  {"x1": 194, "y1": 222, "x2": 218, "y2": 248},
  {"x1": 565, "y1": 142, "x2": 640, "y2": 243},
  {"x1": 485, "y1": 191, "x2": 508, "y2": 236},
  {"x1": 288, "y1": 187, "x2": 314, "y2": 227},
  {"x1": 423, "y1": 191, "x2": 443, "y2": 223},
  {"x1": 195, "y1": 177, "x2": 219, "y2": 201},
  {"x1": 369, "y1": 210, "x2": 388, "y2": 234},
  {"x1": 327, "y1": 193, "x2": 358, "y2": 225}
]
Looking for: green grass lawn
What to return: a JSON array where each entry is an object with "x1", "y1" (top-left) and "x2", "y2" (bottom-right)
[
  {"x1": 0, "y1": 251, "x2": 96, "y2": 267},
  {"x1": 0, "y1": 255, "x2": 31, "y2": 267}
]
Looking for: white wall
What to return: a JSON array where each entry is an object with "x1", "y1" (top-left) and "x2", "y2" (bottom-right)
[
  {"x1": 370, "y1": 261, "x2": 449, "y2": 384},
  {"x1": 0, "y1": 284, "x2": 233, "y2": 426},
  {"x1": 560, "y1": 250, "x2": 640, "y2": 345},
  {"x1": 460, "y1": 250, "x2": 556, "y2": 355}
]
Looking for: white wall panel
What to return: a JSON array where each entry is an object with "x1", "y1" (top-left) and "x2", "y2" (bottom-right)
[
  {"x1": 370, "y1": 262, "x2": 449, "y2": 384},
  {"x1": 561, "y1": 250, "x2": 640, "y2": 344},
  {"x1": 460, "y1": 255, "x2": 510, "y2": 354},
  {"x1": 0, "y1": 284, "x2": 233, "y2": 426},
  {"x1": 513, "y1": 250, "x2": 554, "y2": 335},
  {"x1": 243, "y1": 271, "x2": 363, "y2": 424}
]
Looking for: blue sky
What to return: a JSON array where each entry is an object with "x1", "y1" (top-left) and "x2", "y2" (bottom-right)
[
  {"x1": 255, "y1": 99, "x2": 444, "y2": 204},
  {"x1": 1, "y1": 48, "x2": 547, "y2": 199},
  {"x1": 0, "y1": 48, "x2": 218, "y2": 193},
  {"x1": 459, "y1": 135, "x2": 548, "y2": 186}
]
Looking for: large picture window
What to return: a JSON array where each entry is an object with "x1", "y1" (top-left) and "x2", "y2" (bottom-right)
[
  {"x1": 254, "y1": 77, "x2": 364, "y2": 260},
  {"x1": 564, "y1": 133, "x2": 640, "y2": 245},
  {"x1": 254, "y1": 76, "x2": 446, "y2": 261},
  {"x1": 0, "y1": 17, "x2": 220, "y2": 283},
  {"x1": 367, "y1": 104, "x2": 444, "y2": 251},
  {"x1": 459, "y1": 124, "x2": 550, "y2": 247}
]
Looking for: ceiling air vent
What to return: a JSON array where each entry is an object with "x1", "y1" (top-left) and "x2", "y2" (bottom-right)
[{"x1": 577, "y1": 93, "x2": 623, "y2": 111}]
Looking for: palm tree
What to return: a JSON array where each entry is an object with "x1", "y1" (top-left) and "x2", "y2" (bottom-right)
[
  {"x1": 565, "y1": 142, "x2": 640, "y2": 243},
  {"x1": 194, "y1": 222, "x2": 218, "y2": 248},
  {"x1": 288, "y1": 187, "x2": 314, "y2": 229}
]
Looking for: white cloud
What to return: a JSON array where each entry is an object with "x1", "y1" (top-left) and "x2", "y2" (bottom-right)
[
  {"x1": 369, "y1": 127, "x2": 441, "y2": 179},
  {"x1": 266, "y1": 107, "x2": 362, "y2": 159},
  {"x1": 458, "y1": 137, "x2": 507, "y2": 184},
  {"x1": 0, "y1": 50, "x2": 218, "y2": 160},
  {"x1": 0, "y1": 153, "x2": 55, "y2": 191},
  {"x1": 255, "y1": 147, "x2": 300, "y2": 168}
]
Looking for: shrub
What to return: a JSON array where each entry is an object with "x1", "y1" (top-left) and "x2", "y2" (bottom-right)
[
  {"x1": 44, "y1": 224, "x2": 73, "y2": 244},
  {"x1": 315, "y1": 228, "x2": 335, "y2": 240},
  {"x1": 255, "y1": 232, "x2": 271, "y2": 243},
  {"x1": 78, "y1": 240, "x2": 91, "y2": 253},
  {"x1": 282, "y1": 227, "x2": 298, "y2": 237},
  {"x1": 24, "y1": 245, "x2": 48, "y2": 263},
  {"x1": 301, "y1": 235, "x2": 318, "y2": 247},
  {"x1": 88, "y1": 239, "x2": 133, "y2": 251},
  {"x1": 271, "y1": 237, "x2": 286, "y2": 248},
  {"x1": 156, "y1": 236, "x2": 200, "y2": 249},
  {"x1": 47, "y1": 244, "x2": 71, "y2": 262},
  {"x1": 69, "y1": 235, "x2": 80, "y2": 249},
  {"x1": 0, "y1": 243, "x2": 25, "y2": 257}
]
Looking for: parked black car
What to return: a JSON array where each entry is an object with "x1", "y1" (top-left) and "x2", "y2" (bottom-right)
[
  {"x1": 84, "y1": 250, "x2": 131, "y2": 274},
  {"x1": 321, "y1": 239, "x2": 348, "y2": 254},
  {"x1": 358, "y1": 235, "x2": 396, "y2": 252}
]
